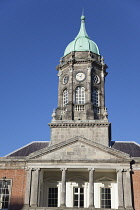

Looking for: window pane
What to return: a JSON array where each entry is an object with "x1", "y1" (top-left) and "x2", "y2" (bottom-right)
[
  {"x1": 80, "y1": 200, "x2": 84, "y2": 207},
  {"x1": 74, "y1": 194, "x2": 78, "y2": 200},
  {"x1": 92, "y1": 89, "x2": 99, "y2": 106},
  {"x1": 74, "y1": 201, "x2": 78, "y2": 207},
  {"x1": 48, "y1": 188, "x2": 58, "y2": 207},
  {"x1": 0, "y1": 180, "x2": 11, "y2": 209},
  {"x1": 101, "y1": 188, "x2": 111, "y2": 208},
  {"x1": 74, "y1": 187, "x2": 84, "y2": 208},
  {"x1": 80, "y1": 188, "x2": 84, "y2": 193},
  {"x1": 75, "y1": 86, "x2": 85, "y2": 104},
  {"x1": 75, "y1": 188, "x2": 78, "y2": 193}
]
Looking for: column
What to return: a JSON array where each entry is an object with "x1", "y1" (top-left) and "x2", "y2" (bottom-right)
[
  {"x1": 123, "y1": 169, "x2": 134, "y2": 209},
  {"x1": 24, "y1": 169, "x2": 32, "y2": 207},
  {"x1": 117, "y1": 169, "x2": 124, "y2": 209},
  {"x1": 88, "y1": 168, "x2": 95, "y2": 208},
  {"x1": 60, "y1": 168, "x2": 67, "y2": 207},
  {"x1": 30, "y1": 168, "x2": 40, "y2": 207}
]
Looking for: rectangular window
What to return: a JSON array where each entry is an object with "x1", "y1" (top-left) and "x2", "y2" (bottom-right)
[
  {"x1": 74, "y1": 187, "x2": 84, "y2": 208},
  {"x1": 101, "y1": 188, "x2": 111, "y2": 208},
  {"x1": 0, "y1": 179, "x2": 11, "y2": 209},
  {"x1": 48, "y1": 188, "x2": 58, "y2": 207}
]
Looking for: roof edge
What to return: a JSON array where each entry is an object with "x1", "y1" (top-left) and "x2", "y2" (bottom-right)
[{"x1": 5, "y1": 141, "x2": 50, "y2": 157}]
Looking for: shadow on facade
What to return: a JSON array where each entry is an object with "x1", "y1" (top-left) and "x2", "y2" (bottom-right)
[
  {"x1": 9, "y1": 203, "x2": 24, "y2": 210},
  {"x1": 130, "y1": 160, "x2": 135, "y2": 210}
]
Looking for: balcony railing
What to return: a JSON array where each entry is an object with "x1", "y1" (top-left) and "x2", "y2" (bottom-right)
[{"x1": 75, "y1": 105, "x2": 85, "y2": 111}]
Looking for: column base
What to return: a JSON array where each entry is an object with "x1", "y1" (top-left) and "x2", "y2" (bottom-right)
[
  {"x1": 118, "y1": 206, "x2": 125, "y2": 210},
  {"x1": 118, "y1": 207, "x2": 134, "y2": 210},
  {"x1": 21, "y1": 204, "x2": 30, "y2": 209},
  {"x1": 88, "y1": 205, "x2": 95, "y2": 209},
  {"x1": 60, "y1": 204, "x2": 66, "y2": 207},
  {"x1": 30, "y1": 204, "x2": 37, "y2": 207},
  {"x1": 21, "y1": 205, "x2": 30, "y2": 210}
]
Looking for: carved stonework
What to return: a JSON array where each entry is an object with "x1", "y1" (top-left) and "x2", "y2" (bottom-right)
[{"x1": 49, "y1": 122, "x2": 110, "y2": 128}]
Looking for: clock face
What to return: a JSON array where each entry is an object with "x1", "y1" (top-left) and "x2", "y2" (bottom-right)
[
  {"x1": 76, "y1": 72, "x2": 86, "y2": 81},
  {"x1": 93, "y1": 74, "x2": 100, "y2": 84},
  {"x1": 63, "y1": 75, "x2": 69, "y2": 84}
]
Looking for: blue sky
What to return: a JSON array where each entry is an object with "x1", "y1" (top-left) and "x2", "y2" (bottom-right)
[{"x1": 0, "y1": 0, "x2": 140, "y2": 156}]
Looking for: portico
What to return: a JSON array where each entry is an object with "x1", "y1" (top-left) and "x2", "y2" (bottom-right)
[{"x1": 23, "y1": 165, "x2": 133, "y2": 209}]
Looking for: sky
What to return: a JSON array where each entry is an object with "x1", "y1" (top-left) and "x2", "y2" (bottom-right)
[{"x1": 0, "y1": 0, "x2": 140, "y2": 157}]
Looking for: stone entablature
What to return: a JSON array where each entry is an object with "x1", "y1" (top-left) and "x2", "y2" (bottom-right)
[{"x1": 0, "y1": 158, "x2": 26, "y2": 169}]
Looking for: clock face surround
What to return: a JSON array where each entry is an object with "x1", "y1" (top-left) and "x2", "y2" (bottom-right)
[
  {"x1": 76, "y1": 72, "x2": 86, "y2": 82},
  {"x1": 63, "y1": 75, "x2": 69, "y2": 84}
]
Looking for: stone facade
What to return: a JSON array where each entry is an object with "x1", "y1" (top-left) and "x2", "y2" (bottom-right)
[
  {"x1": 0, "y1": 140, "x2": 137, "y2": 210},
  {"x1": 49, "y1": 51, "x2": 110, "y2": 147},
  {"x1": 55, "y1": 51, "x2": 108, "y2": 122},
  {"x1": 49, "y1": 121, "x2": 111, "y2": 146}
]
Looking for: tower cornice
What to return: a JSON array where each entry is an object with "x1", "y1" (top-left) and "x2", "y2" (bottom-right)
[{"x1": 49, "y1": 121, "x2": 110, "y2": 128}]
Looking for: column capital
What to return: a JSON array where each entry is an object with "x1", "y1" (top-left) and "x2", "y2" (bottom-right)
[
  {"x1": 126, "y1": 169, "x2": 131, "y2": 172},
  {"x1": 32, "y1": 168, "x2": 40, "y2": 171},
  {"x1": 60, "y1": 168, "x2": 67, "y2": 171},
  {"x1": 122, "y1": 168, "x2": 130, "y2": 173},
  {"x1": 88, "y1": 168, "x2": 95, "y2": 171},
  {"x1": 25, "y1": 168, "x2": 32, "y2": 172},
  {"x1": 116, "y1": 169, "x2": 123, "y2": 173}
]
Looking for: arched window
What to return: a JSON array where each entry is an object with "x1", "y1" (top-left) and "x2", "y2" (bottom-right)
[
  {"x1": 63, "y1": 89, "x2": 68, "y2": 106},
  {"x1": 92, "y1": 89, "x2": 99, "y2": 107},
  {"x1": 75, "y1": 86, "x2": 85, "y2": 104}
]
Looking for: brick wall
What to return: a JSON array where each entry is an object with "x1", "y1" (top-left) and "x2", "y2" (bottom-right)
[
  {"x1": 0, "y1": 169, "x2": 26, "y2": 210},
  {"x1": 132, "y1": 170, "x2": 140, "y2": 210}
]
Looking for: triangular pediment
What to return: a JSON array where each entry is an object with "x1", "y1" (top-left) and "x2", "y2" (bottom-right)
[
  {"x1": 96, "y1": 176, "x2": 115, "y2": 182},
  {"x1": 27, "y1": 136, "x2": 130, "y2": 161}
]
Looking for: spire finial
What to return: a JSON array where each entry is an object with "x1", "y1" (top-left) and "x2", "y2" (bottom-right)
[
  {"x1": 81, "y1": 9, "x2": 85, "y2": 21},
  {"x1": 75, "y1": 12, "x2": 88, "y2": 39}
]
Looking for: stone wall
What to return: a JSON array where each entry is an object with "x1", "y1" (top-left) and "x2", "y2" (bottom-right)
[
  {"x1": 0, "y1": 169, "x2": 26, "y2": 210},
  {"x1": 49, "y1": 121, "x2": 111, "y2": 146}
]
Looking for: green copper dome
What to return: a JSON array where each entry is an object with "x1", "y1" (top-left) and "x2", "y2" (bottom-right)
[{"x1": 64, "y1": 16, "x2": 100, "y2": 56}]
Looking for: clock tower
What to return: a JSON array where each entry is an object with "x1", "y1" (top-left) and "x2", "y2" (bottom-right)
[{"x1": 49, "y1": 15, "x2": 111, "y2": 146}]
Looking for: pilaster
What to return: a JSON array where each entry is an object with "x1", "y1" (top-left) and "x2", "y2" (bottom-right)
[
  {"x1": 24, "y1": 168, "x2": 32, "y2": 207},
  {"x1": 30, "y1": 168, "x2": 40, "y2": 207},
  {"x1": 117, "y1": 169, "x2": 124, "y2": 209},
  {"x1": 123, "y1": 169, "x2": 134, "y2": 210}
]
